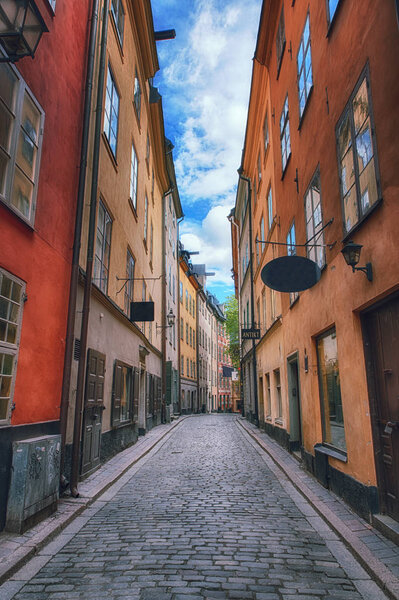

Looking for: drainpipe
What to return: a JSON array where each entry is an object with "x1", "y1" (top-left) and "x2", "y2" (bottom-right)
[
  {"x1": 59, "y1": 0, "x2": 100, "y2": 486},
  {"x1": 238, "y1": 173, "x2": 259, "y2": 425},
  {"x1": 70, "y1": 0, "x2": 109, "y2": 497}
]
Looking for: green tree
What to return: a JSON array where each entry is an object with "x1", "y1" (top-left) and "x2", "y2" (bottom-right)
[{"x1": 224, "y1": 294, "x2": 240, "y2": 370}]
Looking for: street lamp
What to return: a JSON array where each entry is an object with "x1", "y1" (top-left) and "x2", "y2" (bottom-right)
[
  {"x1": 0, "y1": 0, "x2": 48, "y2": 62},
  {"x1": 341, "y1": 240, "x2": 373, "y2": 282},
  {"x1": 156, "y1": 308, "x2": 175, "y2": 330}
]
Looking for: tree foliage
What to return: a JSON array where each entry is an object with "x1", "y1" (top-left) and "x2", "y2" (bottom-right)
[{"x1": 224, "y1": 294, "x2": 240, "y2": 370}]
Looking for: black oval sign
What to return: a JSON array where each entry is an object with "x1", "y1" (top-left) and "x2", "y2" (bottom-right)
[{"x1": 261, "y1": 255, "x2": 321, "y2": 292}]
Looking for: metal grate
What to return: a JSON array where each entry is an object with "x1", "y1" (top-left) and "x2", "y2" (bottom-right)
[{"x1": 73, "y1": 338, "x2": 81, "y2": 361}]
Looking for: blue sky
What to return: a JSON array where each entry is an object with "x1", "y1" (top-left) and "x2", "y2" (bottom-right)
[{"x1": 152, "y1": 0, "x2": 261, "y2": 303}]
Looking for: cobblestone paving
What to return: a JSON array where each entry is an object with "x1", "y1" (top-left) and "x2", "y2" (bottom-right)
[{"x1": 5, "y1": 416, "x2": 389, "y2": 599}]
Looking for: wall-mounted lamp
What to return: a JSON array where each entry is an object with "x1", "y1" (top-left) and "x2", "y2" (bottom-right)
[
  {"x1": 0, "y1": 0, "x2": 48, "y2": 62},
  {"x1": 156, "y1": 308, "x2": 175, "y2": 330},
  {"x1": 341, "y1": 241, "x2": 373, "y2": 282}
]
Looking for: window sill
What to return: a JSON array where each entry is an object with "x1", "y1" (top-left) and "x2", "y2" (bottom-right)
[
  {"x1": 113, "y1": 419, "x2": 134, "y2": 430},
  {"x1": 281, "y1": 153, "x2": 291, "y2": 180},
  {"x1": 314, "y1": 443, "x2": 347, "y2": 462},
  {"x1": 342, "y1": 197, "x2": 383, "y2": 242},
  {"x1": 102, "y1": 133, "x2": 118, "y2": 172},
  {"x1": 275, "y1": 418, "x2": 284, "y2": 426},
  {"x1": 0, "y1": 197, "x2": 35, "y2": 231},
  {"x1": 298, "y1": 85, "x2": 314, "y2": 131}
]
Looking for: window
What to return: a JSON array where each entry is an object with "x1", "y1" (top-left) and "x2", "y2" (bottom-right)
[
  {"x1": 172, "y1": 275, "x2": 176, "y2": 303},
  {"x1": 143, "y1": 194, "x2": 148, "y2": 242},
  {"x1": 305, "y1": 171, "x2": 325, "y2": 268},
  {"x1": 189, "y1": 294, "x2": 192, "y2": 315},
  {"x1": 336, "y1": 73, "x2": 380, "y2": 235},
  {"x1": 187, "y1": 358, "x2": 189, "y2": 377},
  {"x1": 246, "y1": 300, "x2": 250, "y2": 329},
  {"x1": 267, "y1": 187, "x2": 273, "y2": 232},
  {"x1": 133, "y1": 70, "x2": 141, "y2": 120},
  {"x1": 149, "y1": 221, "x2": 153, "y2": 264},
  {"x1": 326, "y1": 0, "x2": 340, "y2": 26},
  {"x1": 192, "y1": 299, "x2": 195, "y2": 315},
  {"x1": 181, "y1": 355, "x2": 184, "y2": 375},
  {"x1": 262, "y1": 292, "x2": 266, "y2": 331},
  {"x1": 257, "y1": 153, "x2": 262, "y2": 188},
  {"x1": 317, "y1": 328, "x2": 346, "y2": 452},
  {"x1": 264, "y1": 112, "x2": 269, "y2": 153},
  {"x1": 124, "y1": 251, "x2": 135, "y2": 315},
  {"x1": 129, "y1": 143, "x2": 138, "y2": 210},
  {"x1": 146, "y1": 133, "x2": 150, "y2": 165},
  {"x1": 112, "y1": 361, "x2": 132, "y2": 426},
  {"x1": 190, "y1": 326, "x2": 192, "y2": 347},
  {"x1": 270, "y1": 289, "x2": 276, "y2": 321},
  {"x1": 274, "y1": 369, "x2": 282, "y2": 419},
  {"x1": 180, "y1": 281, "x2": 183, "y2": 303},
  {"x1": 180, "y1": 317, "x2": 184, "y2": 340},
  {"x1": 186, "y1": 323, "x2": 189, "y2": 344},
  {"x1": 193, "y1": 330, "x2": 195, "y2": 347},
  {"x1": 280, "y1": 95, "x2": 291, "y2": 173},
  {"x1": 104, "y1": 66, "x2": 119, "y2": 157},
  {"x1": 287, "y1": 222, "x2": 299, "y2": 304},
  {"x1": 185, "y1": 289, "x2": 188, "y2": 310},
  {"x1": 265, "y1": 373, "x2": 271, "y2": 416},
  {"x1": 151, "y1": 169, "x2": 154, "y2": 203},
  {"x1": 0, "y1": 60, "x2": 44, "y2": 225},
  {"x1": 276, "y1": 6, "x2": 286, "y2": 73},
  {"x1": 47, "y1": 0, "x2": 56, "y2": 9},
  {"x1": 297, "y1": 14, "x2": 313, "y2": 119},
  {"x1": 0, "y1": 269, "x2": 24, "y2": 424},
  {"x1": 94, "y1": 200, "x2": 112, "y2": 293},
  {"x1": 111, "y1": 0, "x2": 125, "y2": 46}
]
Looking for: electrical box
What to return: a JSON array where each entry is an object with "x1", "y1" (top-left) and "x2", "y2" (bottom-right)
[{"x1": 6, "y1": 435, "x2": 61, "y2": 533}]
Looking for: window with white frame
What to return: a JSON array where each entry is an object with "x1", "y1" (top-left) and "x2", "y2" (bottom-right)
[
  {"x1": 267, "y1": 186, "x2": 273, "y2": 230},
  {"x1": 0, "y1": 269, "x2": 25, "y2": 423},
  {"x1": 0, "y1": 60, "x2": 44, "y2": 225},
  {"x1": 111, "y1": 0, "x2": 125, "y2": 46},
  {"x1": 276, "y1": 6, "x2": 286, "y2": 73},
  {"x1": 104, "y1": 66, "x2": 119, "y2": 157},
  {"x1": 274, "y1": 368, "x2": 282, "y2": 419},
  {"x1": 94, "y1": 200, "x2": 112, "y2": 293},
  {"x1": 297, "y1": 14, "x2": 313, "y2": 118},
  {"x1": 129, "y1": 143, "x2": 138, "y2": 210},
  {"x1": 280, "y1": 95, "x2": 291, "y2": 173},
  {"x1": 264, "y1": 111, "x2": 269, "y2": 153},
  {"x1": 287, "y1": 222, "x2": 299, "y2": 304},
  {"x1": 305, "y1": 171, "x2": 326, "y2": 268},
  {"x1": 143, "y1": 194, "x2": 148, "y2": 242},
  {"x1": 133, "y1": 70, "x2": 141, "y2": 120},
  {"x1": 124, "y1": 250, "x2": 135, "y2": 315},
  {"x1": 336, "y1": 72, "x2": 380, "y2": 235}
]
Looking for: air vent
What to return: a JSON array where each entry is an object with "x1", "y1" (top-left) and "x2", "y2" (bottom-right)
[{"x1": 74, "y1": 338, "x2": 81, "y2": 361}]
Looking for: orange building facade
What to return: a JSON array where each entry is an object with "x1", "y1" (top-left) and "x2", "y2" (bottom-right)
[{"x1": 232, "y1": 0, "x2": 399, "y2": 522}]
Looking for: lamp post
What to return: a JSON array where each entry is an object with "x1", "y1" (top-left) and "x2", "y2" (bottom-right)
[{"x1": 0, "y1": 0, "x2": 48, "y2": 62}]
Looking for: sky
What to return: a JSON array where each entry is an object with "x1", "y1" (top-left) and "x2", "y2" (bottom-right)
[{"x1": 152, "y1": 0, "x2": 261, "y2": 303}]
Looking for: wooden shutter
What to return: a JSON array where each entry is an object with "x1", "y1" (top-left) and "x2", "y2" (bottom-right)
[{"x1": 111, "y1": 361, "x2": 122, "y2": 427}]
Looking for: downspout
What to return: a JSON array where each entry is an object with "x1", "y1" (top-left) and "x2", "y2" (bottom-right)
[
  {"x1": 239, "y1": 174, "x2": 259, "y2": 425},
  {"x1": 70, "y1": 0, "x2": 109, "y2": 497},
  {"x1": 59, "y1": 0, "x2": 100, "y2": 486}
]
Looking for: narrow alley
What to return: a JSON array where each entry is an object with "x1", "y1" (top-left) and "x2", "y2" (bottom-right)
[{"x1": 0, "y1": 416, "x2": 395, "y2": 600}]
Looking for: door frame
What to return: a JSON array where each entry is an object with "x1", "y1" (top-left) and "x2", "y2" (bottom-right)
[
  {"x1": 287, "y1": 352, "x2": 302, "y2": 452},
  {"x1": 361, "y1": 291, "x2": 399, "y2": 516}
]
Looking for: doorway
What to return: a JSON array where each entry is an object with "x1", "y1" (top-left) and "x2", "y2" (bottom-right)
[
  {"x1": 81, "y1": 349, "x2": 105, "y2": 476},
  {"x1": 363, "y1": 294, "x2": 399, "y2": 521},
  {"x1": 287, "y1": 354, "x2": 302, "y2": 453}
]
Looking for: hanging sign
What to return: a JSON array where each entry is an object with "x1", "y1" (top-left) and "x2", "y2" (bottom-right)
[
  {"x1": 261, "y1": 255, "x2": 321, "y2": 293},
  {"x1": 241, "y1": 328, "x2": 261, "y2": 340}
]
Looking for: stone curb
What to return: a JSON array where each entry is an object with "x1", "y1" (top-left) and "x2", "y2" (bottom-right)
[
  {"x1": 0, "y1": 417, "x2": 186, "y2": 585},
  {"x1": 236, "y1": 417, "x2": 399, "y2": 600}
]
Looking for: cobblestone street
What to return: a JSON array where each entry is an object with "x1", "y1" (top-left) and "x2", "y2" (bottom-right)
[{"x1": 0, "y1": 416, "x2": 391, "y2": 600}]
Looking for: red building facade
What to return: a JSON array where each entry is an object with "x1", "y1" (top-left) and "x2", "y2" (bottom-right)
[{"x1": 0, "y1": 0, "x2": 92, "y2": 529}]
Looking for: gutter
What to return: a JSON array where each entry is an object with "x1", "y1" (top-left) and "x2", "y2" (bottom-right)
[{"x1": 59, "y1": 0, "x2": 100, "y2": 487}]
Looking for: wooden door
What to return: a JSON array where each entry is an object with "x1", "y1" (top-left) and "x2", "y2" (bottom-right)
[
  {"x1": 81, "y1": 349, "x2": 105, "y2": 476},
  {"x1": 363, "y1": 296, "x2": 399, "y2": 520}
]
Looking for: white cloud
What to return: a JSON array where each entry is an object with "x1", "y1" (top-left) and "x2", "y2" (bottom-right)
[{"x1": 155, "y1": 0, "x2": 259, "y2": 299}]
